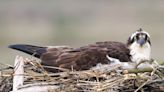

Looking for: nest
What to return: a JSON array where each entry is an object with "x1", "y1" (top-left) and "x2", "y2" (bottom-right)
[{"x1": 0, "y1": 56, "x2": 164, "y2": 92}]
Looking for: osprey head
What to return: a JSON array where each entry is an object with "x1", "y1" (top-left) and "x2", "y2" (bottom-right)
[
  {"x1": 128, "y1": 28, "x2": 151, "y2": 47},
  {"x1": 127, "y1": 28, "x2": 151, "y2": 63}
]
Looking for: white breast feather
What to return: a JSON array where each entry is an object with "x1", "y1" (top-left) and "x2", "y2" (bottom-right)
[{"x1": 130, "y1": 42, "x2": 151, "y2": 64}]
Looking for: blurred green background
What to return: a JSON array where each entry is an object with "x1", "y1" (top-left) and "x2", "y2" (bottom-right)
[{"x1": 0, "y1": 0, "x2": 164, "y2": 64}]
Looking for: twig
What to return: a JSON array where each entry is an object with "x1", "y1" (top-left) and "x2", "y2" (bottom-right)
[
  {"x1": 126, "y1": 68, "x2": 153, "y2": 74},
  {"x1": 42, "y1": 65, "x2": 70, "y2": 72}
]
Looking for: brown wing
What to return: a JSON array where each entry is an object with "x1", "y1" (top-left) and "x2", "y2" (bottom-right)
[
  {"x1": 9, "y1": 41, "x2": 131, "y2": 72},
  {"x1": 41, "y1": 47, "x2": 109, "y2": 72},
  {"x1": 71, "y1": 41, "x2": 131, "y2": 62},
  {"x1": 40, "y1": 41, "x2": 131, "y2": 72}
]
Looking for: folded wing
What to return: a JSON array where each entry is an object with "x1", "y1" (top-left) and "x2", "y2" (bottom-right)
[{"x1": 9, "y1": 41, "x2": 131, "y2": 72}]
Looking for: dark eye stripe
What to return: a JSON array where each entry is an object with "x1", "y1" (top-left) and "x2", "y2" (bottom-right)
[
  {"x1": 145, "y1": 35, "x2": 148, "y2": 40},
  {"x1": 130, "y1": 37, "x2": 135, "y2": 44},
  {"x1": 136, "y1": 35, "x2": 139, "y2": 39}
]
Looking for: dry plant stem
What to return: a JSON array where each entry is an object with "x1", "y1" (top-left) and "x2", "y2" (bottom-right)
[
  {"x1": 135, "y1": 60, "x2": 146, "y2": 68},
  {"x1": 95, "y1": 77, "x2": 124, "y2": 92},
  {"x1": 0, "y1": 63, "x2": 13, "y2": 68},
  {"x1": 43, "y1": 65, "x2": 70, "y2": 72},
  {"x1": 0, "y1": 63, "x2": 13, "y2": 71},
  {"x1": 159, "y1": 61, "x2": 164, "y2": 65},
  {"x1": 35, "y1": 61, "x2": 52, "y2": 80},
  {"x1": 1, "y1": 56, "x2": 164, "y2": 92},
  {"x1": 134, "y1": 76, "x2": 151, "y2": 92},
  {"x1": 1, "y1": 66, "x2": 162, "y2": 80},
  {"x1": 126, "y1": 65, "x2": 164, "y2": 78},
  {"x1": 134, "y1": 63, "x2": 158, "y2": 92},
  {"x1": 127, "y1": 64, "x2": 162, "y2": 72},
  {"x1": 127, "y1": 68, "x2": 153, "y2": 74}
]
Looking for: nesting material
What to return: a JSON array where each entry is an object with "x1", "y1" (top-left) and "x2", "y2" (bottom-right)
[{"x1": 0, "y1": 56, "x2": 164, "y2": 92}]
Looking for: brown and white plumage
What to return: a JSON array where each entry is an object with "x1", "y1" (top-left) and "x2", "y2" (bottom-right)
[
  {"x1": 9, "y1": 42, "x2": 130, "y2": 72},
  {"x1": 9, "y1": 28, "x2": 151, "y2": 72}
]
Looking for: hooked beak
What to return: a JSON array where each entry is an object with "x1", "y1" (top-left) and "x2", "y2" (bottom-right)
[{"x1": 137, "y1": 37, "x2": 146, "y2": 47}]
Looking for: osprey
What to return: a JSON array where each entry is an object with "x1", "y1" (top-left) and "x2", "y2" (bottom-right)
[{"x1": 9, "y1": 28, "x2": 151, "y2": 72}]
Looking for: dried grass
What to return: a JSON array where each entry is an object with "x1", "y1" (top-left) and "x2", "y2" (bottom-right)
[{"x1": 0, "y1": 57, "x2": 164, "y2": 92}]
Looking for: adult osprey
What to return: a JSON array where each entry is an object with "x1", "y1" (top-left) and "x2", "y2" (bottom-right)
[{"x1": 9, "y1": 28, "x2": 151, "y2": 72}]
